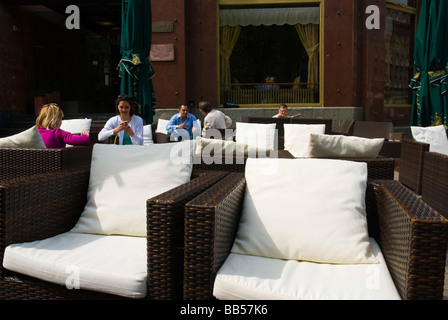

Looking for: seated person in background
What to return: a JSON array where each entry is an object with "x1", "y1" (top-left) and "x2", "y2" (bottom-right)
[
  {"x1": 256, "y1": 76, "x2": 279, "y2": 90},
  {"x1": 273, "y1": 104, "x2": 289, "y2": 118},
  {"x1": 98, "y1": 94, "x2": 143, "y2": 145},
  {"x1": 36, "y1": 103, "x2": 90, "y2": 148},
  {"x1": 199, "y1": 101, "x2": 232, "y2": 136},
  {"x1": 166, "y1": 104, "x2": 198, "y2": 140}
]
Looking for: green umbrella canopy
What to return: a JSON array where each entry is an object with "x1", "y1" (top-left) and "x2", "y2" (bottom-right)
[
  {"x1": 118, "y1": 0, "x2": 156, "y2": 124},
  {"x1": 410, "y1": 0, "x2": 448, "y2": 130}
]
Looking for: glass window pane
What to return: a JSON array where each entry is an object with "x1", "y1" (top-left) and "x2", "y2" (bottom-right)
[
  {"x1": 219, "y1": 5, "x2": 320, "y2": 106},
  {"x1": 385, "y1": 7, "x2": 415, "y2": 105}
]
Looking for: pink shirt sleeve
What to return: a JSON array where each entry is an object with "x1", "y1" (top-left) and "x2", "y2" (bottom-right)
[{"x1": 60, "y1": 129, "x2": 90, "y2": 146}]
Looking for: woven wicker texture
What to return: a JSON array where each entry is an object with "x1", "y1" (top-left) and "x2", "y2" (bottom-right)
[
  {"x1": 147, "y1": 170, "x2": 228, "y2": 300},
  {"x1": 422, "y1": 151, "x2": 448, "y2": 218},
  {"x1": 184, "y1": 173, "x2": 245, "y2": 300},
  {"x1": 183, "y1": 174, "x2": 448, "y2": 300},
  {"x1": 0, "y1": 166, "x2": 228, "y2": 300},
  {"x1": 374, "y1": 180, "x2": 448, "y2": 300},
  {"x1": 399, "y1": 139, "x2": 430, "y2": 194},
  {"x1": 0, "y1": 146, "x2": 93, "y2": 181}
]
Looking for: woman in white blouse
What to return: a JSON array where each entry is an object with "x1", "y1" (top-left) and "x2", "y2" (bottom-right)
[{"x1": 98, "y1": 94, "x2": 144, "y2": 145}]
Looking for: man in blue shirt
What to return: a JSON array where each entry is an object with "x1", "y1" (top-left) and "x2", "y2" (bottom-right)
[{"x1": 166, "y1": 104, "x2": 198, "y2": 140}]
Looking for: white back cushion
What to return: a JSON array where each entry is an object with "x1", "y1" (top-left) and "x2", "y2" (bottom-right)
[
  {"x1": 308, "y1": 133, "x2": 384, "y2": 158},
  {"x1": 61, "y1": 119, "x2": 92, "y2": 134},
  {"x1": 284, "y1": 124, "x2": 326, "y2": 157},
  {"x1": 156, "y1": 119, "x2": 170, "y2": 134},
  {"x1": 143, "y1": 125, "x2": 154, "y2": 145},
  {"x1": 0, "y1": 126, "x2": 46, "y2": 148},
  {"x1": 231, "y1": 158, "x2": 377, "y2": 264},
  {"x1": 235, "y1": 122, "x2": 276, "y2": 151},
  {"x1": 411, "y1": 125, "x2": 448, "y2": 155},
  {"x1": 71, "y1": 143, "x2": 193, "y2": 237}
]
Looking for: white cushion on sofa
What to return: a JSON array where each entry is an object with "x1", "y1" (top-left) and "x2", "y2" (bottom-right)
[
  {"x1": 235, "y1": 122, "x2": 276, "y2": 151},
  {"x1": 231, "y1": 158, "x2": 376, "y2": 264},
  {"x1": 60, "y1": 118, "x2": 92, "y2": 134},
  {"x1": 283, "y1": 123, "x2": 325, "y2": 157},
  {"x1": 411, "y1": 125, "x2": 448, "y2": 155},
  {"x1": 156, "y1": 118, "x2": 170, "y2": 134},
  {"x1": 3, "y1": 232, "x2": 147, "y2": 299},
  {"x1": 214, "y1": 238, "x2": 400, "y2": 300},
  {"x1": 71, "y1": 143, "x2": 193, "y2": 237},
  {"x1": 308, "y1": 133, "x2": 384, "y2": 158},
  {"x1": 143, "y1": 124, "x2": 154, "y2": 145},
  {"x1": 194, "y1": 136, "x2": 269, "y2": 158},
  {"x1": 0, "y1": 126, "x2": 46, "y2": 149}
]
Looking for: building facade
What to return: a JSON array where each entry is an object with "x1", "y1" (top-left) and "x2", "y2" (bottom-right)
[{"x1": 0, "y1": 0, "x2": 419, "y2": 126}]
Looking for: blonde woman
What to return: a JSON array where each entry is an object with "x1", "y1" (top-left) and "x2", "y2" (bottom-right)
[{"x1": 36, "y1": 103, "x2": 90, "y2": 148}]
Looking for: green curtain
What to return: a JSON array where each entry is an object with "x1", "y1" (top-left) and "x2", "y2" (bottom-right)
[
  {"x1": 118, "y1": 0, "x2": 156, "y2": 124},
  {"x1": 410, "y1": 0, "x2": 448, "y2": 129}
]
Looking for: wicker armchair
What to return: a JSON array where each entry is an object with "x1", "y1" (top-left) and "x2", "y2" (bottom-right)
[
  {"x1": 0, "y1": 146, "x2": 93, "y2": 181},
  {"x1": 398, "y1": 139, "x2": 430, "y2": 195},
  {"x1": 0, "y1": 161, "x2": 228, "y2": 299},
  {"x1": 184, "y1": 170, "x2": 448, "y2": 300}
]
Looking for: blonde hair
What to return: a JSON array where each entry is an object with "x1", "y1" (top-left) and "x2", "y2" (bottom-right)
[{"x1": 35, "y1": 103, "x2": 64, "y2": 129}]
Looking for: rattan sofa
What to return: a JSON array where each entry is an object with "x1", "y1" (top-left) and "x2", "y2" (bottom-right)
[
  {"x1": 184, "y1": 171, "x2": 448, "y2": 300},
  {"x1": 0, "y1": 160, "x2": 228, "y2": 300},
  {"x1": 0, "y1": 145, "x2": 93, "y2": 181}
]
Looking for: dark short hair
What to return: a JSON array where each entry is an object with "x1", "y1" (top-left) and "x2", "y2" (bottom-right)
[
  {"x1": 199, "y1": 101, "x2": 213, "y2": 113},
  {"x1": 279, "y1": 104, "x2": 288, "y2": 109},
  {"x1": 115, "y1": 94, "x2": 137, "y2": 116}
]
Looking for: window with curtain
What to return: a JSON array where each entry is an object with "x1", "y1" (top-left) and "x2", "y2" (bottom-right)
[
  {"x1": 219, "y1": 6, "x2": 320, "y2": 105},
  {"x1": 385, "y1": 1, "x2": 417, "y2": 106}
]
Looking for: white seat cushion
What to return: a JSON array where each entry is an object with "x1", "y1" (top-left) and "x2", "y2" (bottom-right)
[
  {"x1": 283, "y1": 123, "x2": 326, "y2": 157},
  {"x1": 71, "y1": 143, "x2": 193, "y2": 237},
  {"x1": 3, "y1": 232, "x2": 147, "y2": 299},
  {"x1": 214, "y1": 238, "x2": 400, "y2": 300}
]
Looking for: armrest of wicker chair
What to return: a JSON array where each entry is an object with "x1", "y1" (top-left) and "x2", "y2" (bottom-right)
[
  {"x1": 0, "y1": 167, "x2": 91, "y2": 278},
  {"x1": 373, "y1": 180, "x2": 448, "y2": 300},
  {"x1": 398, "y1": 139, "x2": 430, "y2": 194},
  {"x1": 421, "y1": 151, "x2": 448, "y2": 218},
  {"x1": 184, "y1": 172, "x2": 246, "y2": 300},
  {"x1": 147, "y1": 169, "x2": 229, "y2": 300},
  {"x1": 0, "y1": 146, "x2": 93, "y2": 181}
]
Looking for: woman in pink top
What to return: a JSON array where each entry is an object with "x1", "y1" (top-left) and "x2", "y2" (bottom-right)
[{"x1": 36, "y1": 103, "x2": 90, "y2": 148}]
